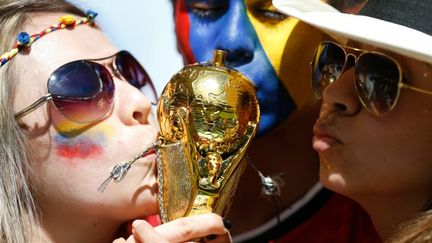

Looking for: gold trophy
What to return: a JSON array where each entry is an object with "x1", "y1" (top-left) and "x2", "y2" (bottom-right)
[{"x1": 156, "y1": 50, "x2": 260, "y2": 223}]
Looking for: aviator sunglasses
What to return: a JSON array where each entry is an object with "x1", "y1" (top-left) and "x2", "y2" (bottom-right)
[
  {"x1": 15, "y1": 50, "x2": 157, "y2": 123},
  {"x1": 311, "y1": 41, "x2": 432, "y2": 115}
]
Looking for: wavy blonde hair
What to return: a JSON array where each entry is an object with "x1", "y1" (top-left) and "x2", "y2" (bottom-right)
[
  {"x1": 0, "y1": 1, "x2": 84, "y2": 242},
  {"x1": 387, "y1": 209, "x2": 432, "y2": 243}
]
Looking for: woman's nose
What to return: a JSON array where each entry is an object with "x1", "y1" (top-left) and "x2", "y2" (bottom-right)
[
  {"x1": 214, "y1": 1, "x2": 255, "y2": 67},
  {"x1": 114, "y1": 80, "x2": 152, "y2": 125},
  {"x1": 321, "y1": 67, "x2": 362, "y2": 116}
]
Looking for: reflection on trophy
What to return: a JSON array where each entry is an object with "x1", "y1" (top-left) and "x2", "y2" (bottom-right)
[{"x1": 156, "y1": 50, "x2": 260, "y2": 223}]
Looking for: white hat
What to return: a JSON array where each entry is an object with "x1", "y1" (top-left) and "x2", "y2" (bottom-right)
[{"x1": 272, "y1": 0, "x2": 432, "y2": 64}]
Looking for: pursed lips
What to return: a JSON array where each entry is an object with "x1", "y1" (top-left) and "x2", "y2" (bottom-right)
[{"x1": 312, "y1": 119, "x2": 342, "y2": 152}]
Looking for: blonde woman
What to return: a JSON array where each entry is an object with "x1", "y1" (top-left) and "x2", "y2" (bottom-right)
[{"x1": 0, "y1": 0, "x2": 231, "y2": 242}]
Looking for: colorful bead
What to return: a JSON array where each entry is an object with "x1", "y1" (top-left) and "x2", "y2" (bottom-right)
[
  {"x1": 9, "y1": 48, "x2": 18, "y2": 57},
  {"x1": 17, "y1": 32, "x2": 30, "y2": 46},
  {"x1": 86, "y1": 10, "x2": 98, "y2": 19},
  {"x1": 59, "y1": 15, "x2": 76, "y2": 26},
  {"x1": 0, "y1": 10, "x2": 96, "y2": 69},
  {"x1": 0, "y1": 53, "x2": 9, "y2": 60},
  {"x1": 0, "y1": 53, "x2": 9, "y2": 65}
]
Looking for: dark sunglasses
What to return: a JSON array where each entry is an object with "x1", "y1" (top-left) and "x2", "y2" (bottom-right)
[
  {"x1": 15, "y1": 50, "x2": 157, "y2": 123},
  {"x1": 311, "y1": 41, "x2": 432, "y2": 115}
]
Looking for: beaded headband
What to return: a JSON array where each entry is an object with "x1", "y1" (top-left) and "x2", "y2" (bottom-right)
[{"x1": 0, "y1": 10, "x2": 98, "y2": 68}]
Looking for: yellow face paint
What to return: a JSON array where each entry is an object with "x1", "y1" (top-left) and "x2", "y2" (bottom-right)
[
  {"x1": 245, "y1": 0, "x2": 327, "y2": 109},
  {"x1": 51, "y1": 105, "x2": 115, "y2": 138}
]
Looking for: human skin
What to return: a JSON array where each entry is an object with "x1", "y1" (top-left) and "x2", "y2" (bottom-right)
[
  {"x1": 175, "y1": 0, "x2": 326, "y2": 136},
  {"x1": 174, "y1": 0, "x2": 365, "y2": 136},
  {"x1": 115, "y1": 214, "x2": 232, "y2": 242},
  {"x1": 12, "y1": 12, "x2": 229, "y2": 243},
  {"x1": 174, "y1": 0, "x2": 324, "y2": 234},
  {"x1": 326, "y1": 0, "x2": 366, "y2": 14},
  {"x1": 173, "y1": 0, "x2": 370, "y2": 236},
  {"x1": 312, "y1": 42, "x2": 432, "y2": 239}
]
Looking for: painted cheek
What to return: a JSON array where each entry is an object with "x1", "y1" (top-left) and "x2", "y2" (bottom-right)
[
  {"x1": 183, "y1": 1, "x2": 295, "y2": 135},
  {"x1": 245, "y1": 11, "x2": 296, "y2": 75},
  {"x1": 186, "y1": 11, "x2": 218, "y2": 63},
  {"x1": 54, "y1": 134, "x2": 105, "y2": 159},
  {"x1": 53, "y1": 124, "x2": 114, "y2": 160},
  {"x1": 246, "y1": 11, "x2": 323, "y2": 109},
  {"x1": 175, "y1": 0, "x2": 195, "y2": 63}
]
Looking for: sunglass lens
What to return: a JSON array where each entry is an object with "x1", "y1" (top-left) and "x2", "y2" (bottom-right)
[
  {"x1": 311, "y1": 42, "x2": 346, "y2": 99},
  {"x1": 48, "y1": 61, "x2": 114, "y2": 123},
  {"x1": 115, "y1": 51, "x2": 158, "y2": 104},
  {"x1": 355, "y1": 53, "x2": 400, "y2": 114}
]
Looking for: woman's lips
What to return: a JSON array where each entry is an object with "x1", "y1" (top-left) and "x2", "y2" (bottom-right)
[
  {"x1": 312, "y1": 121, "x2": 341, "y2": 152},
  {"x1": 312, "y1": 135, "x2": 339, "y2": 152}
]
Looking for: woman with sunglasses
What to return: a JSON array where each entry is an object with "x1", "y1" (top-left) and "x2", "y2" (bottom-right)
[
  {"x1": 0, "y1": 0, "x2": 232, "y2": 242},
  {"x1": 274, "y1": 0, "x2": 432, "y2": 241}
]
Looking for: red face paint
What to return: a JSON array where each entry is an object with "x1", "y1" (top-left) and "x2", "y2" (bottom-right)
[
  {"x1": 175, "y1": 0, "x2": 195, "y2": 63},
  {"x1": 55, "y1": 134, "x2": 104, "y2": 159}
]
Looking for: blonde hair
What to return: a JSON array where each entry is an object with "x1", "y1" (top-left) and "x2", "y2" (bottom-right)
[
  {"x1": 0, "y1": 1, "x2": 84, "y2": 242},
  {"x1": 387, "y1": 210, "x2": 432, "y2": 243}
]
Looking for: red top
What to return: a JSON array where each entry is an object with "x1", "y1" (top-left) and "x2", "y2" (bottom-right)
[
  {"x1": 143, "y1": 189, "x2": 380, "y2": 243},
  {"x1": 274, "y1": 193, "x2": 381, "y2": 243}
]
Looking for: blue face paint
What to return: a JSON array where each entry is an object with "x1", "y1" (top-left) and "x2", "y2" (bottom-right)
[{"x1": 177, "y1": 0, "x2": 295, "y2": 136}]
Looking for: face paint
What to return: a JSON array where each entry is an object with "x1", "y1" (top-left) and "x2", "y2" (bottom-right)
[
  {"x1": 175, "y1": 0, "x2": 195, "y2": 63},
  {"x1": 175, "y1": 0, "x2": 326, "y2": 136},
  {"x1": 56, "y1": 136, "x2": 103, "y2": 160},
  {"x1": 54, "y1": 126, "x2": 111, "y2": 160},
  {"x1": 245, "y1": 0, "x2": 325, "y2": 109}
]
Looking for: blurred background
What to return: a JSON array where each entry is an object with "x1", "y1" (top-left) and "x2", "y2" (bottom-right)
[{"x1": 69, "y1": 0, "x2": 183, "y2": 94}]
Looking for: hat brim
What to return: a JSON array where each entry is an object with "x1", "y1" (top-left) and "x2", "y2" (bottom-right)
[{"x1": 273, "y1": 0, "x2": 432, "y2": 64}]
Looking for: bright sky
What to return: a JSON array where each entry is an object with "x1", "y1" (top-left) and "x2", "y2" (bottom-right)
[{"x1": 69, "y1": 0, "x2": 183, "y2": 94}]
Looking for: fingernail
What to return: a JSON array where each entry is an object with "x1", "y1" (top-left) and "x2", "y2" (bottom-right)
[
  {"x1": 205, "y1": 234, "x2": 217, "y2": 241},
  {"x1": 222, "y1": 218, "x2": 232, "y2": 230},
  {"x1": 132, "y1": 220, "x2": 143, "y2": 228}
]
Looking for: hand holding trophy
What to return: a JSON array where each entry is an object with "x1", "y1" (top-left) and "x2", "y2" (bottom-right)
[{"x1": 156, "y1": 50, "x2": 260, "y2": 223}]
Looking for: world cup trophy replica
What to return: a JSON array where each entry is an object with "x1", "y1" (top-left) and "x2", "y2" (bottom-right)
[{"x1": 156, "y1": 50, "x2": 260, "y2": 223}]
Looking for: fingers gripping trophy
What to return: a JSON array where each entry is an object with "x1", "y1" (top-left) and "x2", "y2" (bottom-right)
[{"x1": 156, "y1": 50, "x2": 260, "y2": 222}]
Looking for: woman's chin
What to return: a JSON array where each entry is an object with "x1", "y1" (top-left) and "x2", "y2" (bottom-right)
[{"x1": 320, "y1": 171, "x2": 348, "y2": 194}]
